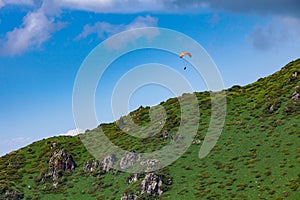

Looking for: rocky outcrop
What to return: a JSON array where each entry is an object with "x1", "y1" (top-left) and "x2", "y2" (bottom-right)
[
  {"x1": 120, "y1": 152, "x2": 141, "y2": 170},
  {"x1": 50, "y1": 141, "x2": 58, "y2": 149},
  {"x1": 141, "y1": 173, "x2": 163, "y2": 196},
  {"x1": 41, "y1": 149, "x2": 76, "y2": 185},
  {"x1": 83, "y1": 155, "x2": 117, "y2": 175},
  {"x1": 103, "y1": 154, "x2": 117, "y2": 173},
  {"x1": 0, "y1": 187, "x2": 24, "y2": 200},
  {"x1": 120, "y1": 192, "x2": 137, "y2": 200},
  {"x1": 192, "y1": 139, "x2": 201, "y2": 145},
  {"x1": 286, "y1": 71, "x2": 299, "y2": 83},
  {"x1": 268, "y1": 104, "x2": 274, "y2": 113},
  {"x1": 140, "y1": 159, "x2": 160, "y2": 172},
  {"x1": 291, "y1": 91, "x2": 299, "y2": 101},
  {"x1": 161, "y1": 130, "x2": 170, "y2": 139},
  {"x1": 292, "y1": 71, "x2": 298, "y2": 77},
  {"x1": 126, "y1": 173, "x2": 142, "y2": 184},
  {"x1": 83, "y1": 160, "x2": 101, "y2": 172},
  {"x1": 48, "y1": 149, "x2": 76, "y2": 172}
]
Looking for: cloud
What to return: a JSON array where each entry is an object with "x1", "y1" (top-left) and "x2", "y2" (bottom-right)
[
  {"x1": 0, "y1": 8, "x2": 65, "y2": 56},
  {"x1": 57, "y1": 0, "x2": 300, "y2": 17},
  {"x1": 55, "y1": 0, "x2": 166, "y2": 13},
  {"x1": 76, "y1": 15, "x2": 158, "y2": 40},
  {"x1": 76, "y1": 22, "x2": 125, "y2": 40},
  {"x1": 207, "y1": 0, "x2": 300, "y2": 18},
  {"x1": 249, "y1": 23, "x2": 277, "y2": 51},
  {"x1": 163, "y1": 0, "x2": 300, "y2": 18},
  {"x1": 2, "y1": 0, "x2": 299, "y2": 55},
  {"x1": 1, "y1": 0, "x2": 300, "y2": 16},
  {"x1": 248, "y1": 16, "x2": 300, "y2": 51},
  {"x1": 60, "y1": 128, "x2": 83, "y2": 136},
  {"x1": 0, "y1": 0, "x2": 33, "y2": 8}
]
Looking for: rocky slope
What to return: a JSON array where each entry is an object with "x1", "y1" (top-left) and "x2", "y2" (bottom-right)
[{"x1": 0, "y1": 59, "x2": 299, "y2": 199}]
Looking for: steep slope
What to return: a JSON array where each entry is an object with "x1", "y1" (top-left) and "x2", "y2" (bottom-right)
[{"x1": 0, "y1": 59, "x2": 299, "y2": 199}]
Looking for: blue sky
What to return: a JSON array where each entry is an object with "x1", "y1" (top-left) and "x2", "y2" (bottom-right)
[{"x1": 0, "y1": 0, "x2": 300, "y2": 155}]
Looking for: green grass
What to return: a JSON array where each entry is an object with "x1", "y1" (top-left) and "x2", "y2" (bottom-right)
[{"x1": 0, "y1": 58, "x2": 299, "y2": 199}]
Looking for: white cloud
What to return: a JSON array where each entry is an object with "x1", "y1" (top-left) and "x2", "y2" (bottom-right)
[
  {"x1": 60, "y1": 128, "x2": 83, "y2": 136},
  {"x1": 0, "y1": 0, "x2": 33, "y2": 8},
  {"x1": 76, "y1": 15, "x2": 158, "y2": 39},
  {"x1": 127, "y1": 15, "x2": 158, "y2": 29},
  {"x1": 56, "y1": 0, "x2": 166, "y2": 13},
  {"x1": 76, "y1": 22, "x2": 125, "y2": 40},
  {"x1": 0, "y1": 9, "x2": 65, "y2": 56},
  {"x1": 2, "y1": 0, "x2": 299, "y2": 55},
  {"x1": 76, "y1": 15, "x2": 158, "y2": 41},
  {"x1": 75, "y1": 15, "x2": 160, "y2": 50}
]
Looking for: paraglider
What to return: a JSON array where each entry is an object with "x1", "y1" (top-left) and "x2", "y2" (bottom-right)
[
  {"x1": 180, "y1": 52, "x2": 191, "y2": 70},
  {"x1": 179, "y1": 51, "x2": 192, "y2": 58}
]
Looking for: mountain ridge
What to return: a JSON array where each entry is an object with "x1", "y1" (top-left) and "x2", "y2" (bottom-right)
[{"x1": 0, "y1": 58, "x2": 299, "y2": 199}]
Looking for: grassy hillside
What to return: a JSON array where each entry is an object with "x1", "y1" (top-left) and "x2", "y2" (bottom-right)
[{"x1": 1, "y1": 59, "x2": 299, "y2": 199}]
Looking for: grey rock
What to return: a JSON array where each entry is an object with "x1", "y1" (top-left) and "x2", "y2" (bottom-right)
[
  {"x1": 268, "y1": 105, "x2": 274, "y2": 112},
  {"x1": 84, "y1": 159, "x2": 101, "y2": 172},
  {"x1": 120, "y1": 192, "x2": 137, "y2": 200},
  {"x1": 120, "y1": 152, "x2": 141, "y2": 170},
  {"x1": 50, "y1": 141, "x2": 57, "y2": 149},
  {"x1": 0, "y1": 187, "x2": 23, "y2": 200},
  {"x1": 126, "y1": 173, "x2": 142, "y2": 184},
  {"x1": 103, "y1": 154, "x2": 117, "y2": 173},
  {"x1": 41, "y1": 149, "x2": 76, "y2": 186},
  {"x1": 48, "y1": 149, "x2": 76, "y2": 172},
  {"x1": 140, "y1": 159, "x2": 160, "y2": 172},
  {"x1": 291, "y1": 91, "x2": 299, "y2": 101},
  {"x1": 141, "y1": 173, "x2": 163, "y2": 196},
  {"x1": 162, "y1": 130, "x2": 170, "y2": 139},
  {"x1": 292, "y1": 71, "x2": 298, "y2": 77}
]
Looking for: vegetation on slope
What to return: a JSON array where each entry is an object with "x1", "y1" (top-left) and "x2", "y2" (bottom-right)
[{"x1": 0, "y1": 59, "x2": 299, "y2": 199}]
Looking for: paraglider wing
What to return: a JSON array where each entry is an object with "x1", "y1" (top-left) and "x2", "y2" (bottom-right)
[{"x1": 179, "y1": 51, "x2": 192, "y2": 58}]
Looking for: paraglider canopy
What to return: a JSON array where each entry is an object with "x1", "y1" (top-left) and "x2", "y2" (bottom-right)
[{"x1": 179, "y1": 51, "x2": 192, "y2": 58}]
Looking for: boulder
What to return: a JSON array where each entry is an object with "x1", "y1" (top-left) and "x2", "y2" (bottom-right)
[
  {"x1": 48, "y1": 149, "x2": 76, "y2": 172},
  {"x1": 141, "y1": 173, "x2": 163, "y2": 196},
  {"x1": 268, "y1": 104, "x2": 274, "y2": 113},
  {"x1": 162, "y1": 130, "x2": 170, "y2": 139},
  {"x1": 126, "y1": 173, "x2": 142, "y2": 184},
  {"x1": 292, "y1": 71, "x2": 298, "y2": 77},
  {"x1": 50, "y1": 141, "x2": 58, "y2": 149},
  {"x1": 120, "y1": 192, "x2": 137, "y2": 200},
  {"x1": 0, "y1": 186, "x2": 24, "y2": 200},
  {"x1": 120, "y1": 152, "x2": 141, "y2": 170},
  {"x1": 102, "y1": 154, "x2": 117, "y2": 173},
  {"x1": 192, "y1": 139, "x2": 201, "y2": 145},
  {"x1": 291, "y1": 92, "x2": 299, "y2": 101},
  {"x1": 140, "y1": 159, "x2": 160, "y2": 172},
  {"x1": 83, "y1": 160, "x2": 101, "y2": 172},
  {"x1": 41, "y1": 149, "x2": 76, "y2": 185}
]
